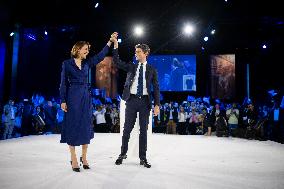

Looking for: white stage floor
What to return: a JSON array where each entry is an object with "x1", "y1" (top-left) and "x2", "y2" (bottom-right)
[{"x1": 0, "y1": 134, "x2": 284, "y2": 189}]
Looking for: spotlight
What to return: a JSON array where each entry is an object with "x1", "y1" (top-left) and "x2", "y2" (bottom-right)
[
  {"x1": 95, "y1": 3, "x2": 99, "y2": 8},
  {"x1": 133, "y1": 25, "x2": 144, "y2": 37},
  {"x1": 118, "y1": 38, "x2": 122, "y2": 43},
  {"x1": 183, "y1": 24, "x2": 194, "y2": 36},
  {"x1": 262, "y1": 44, "x2": 267, "y2": 49},
  {"x1": 204, "y1": 36, "x2": 209, "y2": 41},
  {"x1": 44, "y1": 31, "x2": 48, "y2": 35},
  {"x1": 211, "y1": 29, "x2": 215, "y2": 35},
  {"x1": 10, "y1": 32, "x2": 14, "y2": 36}
]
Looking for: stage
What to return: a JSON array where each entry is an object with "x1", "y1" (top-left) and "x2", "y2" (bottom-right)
[{"x1": 0, "y1": 133, "x2": 284, "y2": 189}]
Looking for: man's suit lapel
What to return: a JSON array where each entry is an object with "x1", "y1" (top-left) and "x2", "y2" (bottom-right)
[
  {"x1": 146, "y1": 64, "x2": 150, "y2": 90},
  {"x1": 132, "y1": 63, "x2": 139, "y2": 78},
  {"x1": 129, "y1": 63, "x2": 139, "y2": 86},
  {"x1": 134, "y1": 63, "x2": 139, "y2": 72},
  {"x1": 146, "y1": 64, "x2": 150, "y2": 80}
]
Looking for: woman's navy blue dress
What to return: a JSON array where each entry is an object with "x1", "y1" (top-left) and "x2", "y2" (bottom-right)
[{"x1": 59, "y1": 45, "x2": 109, "y2": 146}]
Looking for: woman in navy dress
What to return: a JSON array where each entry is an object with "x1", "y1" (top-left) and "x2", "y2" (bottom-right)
[{"x1": 59, "y1": 32, "x2": 118, "y2": 172}]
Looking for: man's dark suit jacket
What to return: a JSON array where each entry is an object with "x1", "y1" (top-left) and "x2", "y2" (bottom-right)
[{"x1": 112, "y1": 48, "x2": 160, "y2": 109}]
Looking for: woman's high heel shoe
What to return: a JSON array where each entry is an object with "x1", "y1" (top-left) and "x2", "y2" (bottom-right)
[
  {"x1": 70, "y1": 161, "x2": 80, "y2": 172},
  {"x1": 80, "y1": 157, "x2": 90, "y2": 169}
]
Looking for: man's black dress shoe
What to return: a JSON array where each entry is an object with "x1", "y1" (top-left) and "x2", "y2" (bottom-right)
[
  {"x1": 140, "y1": 159, "x2": 151, "y2": 168},
  {"x1": 115, "y1": 154, "x2": 127, "y2": 165}
]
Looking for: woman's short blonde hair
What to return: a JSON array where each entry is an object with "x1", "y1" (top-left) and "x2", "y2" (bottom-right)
[{"x1": 70, "y1": 41, "x2": 91, "y2": 58}]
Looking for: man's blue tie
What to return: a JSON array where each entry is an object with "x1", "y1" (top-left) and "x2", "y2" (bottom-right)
[{"x1": 137, "y1": 63, "x2": 143, "y2": 97}]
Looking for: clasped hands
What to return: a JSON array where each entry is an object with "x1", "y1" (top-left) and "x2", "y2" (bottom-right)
[{"x1": 109, "y1": 32, "x2": 118, "y2": 43}]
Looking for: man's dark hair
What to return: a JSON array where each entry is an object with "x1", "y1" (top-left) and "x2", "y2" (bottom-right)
[{"x1": 135, "y1": 44, "x2": 150, "y2": 55}]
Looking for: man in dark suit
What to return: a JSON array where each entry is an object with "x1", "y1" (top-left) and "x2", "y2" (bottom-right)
[{"x1": 112, "y1": 36, "x2": 160, "y2": 168}]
